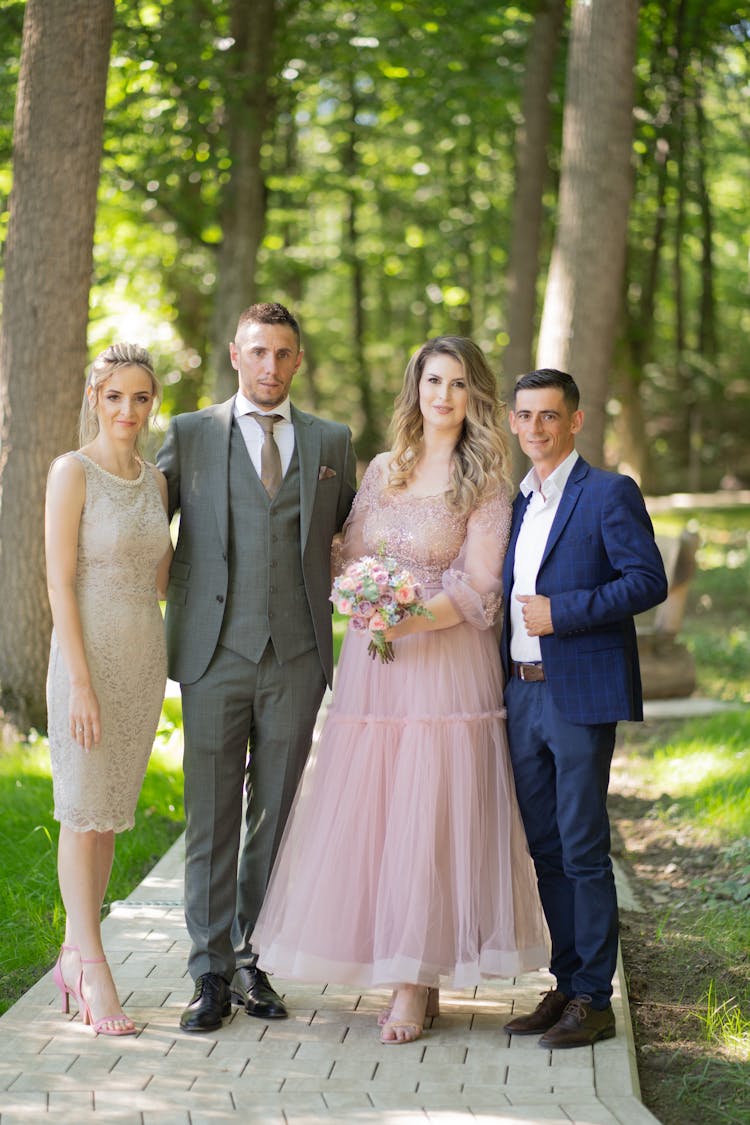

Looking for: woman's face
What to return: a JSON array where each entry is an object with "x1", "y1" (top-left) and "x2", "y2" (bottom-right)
[
  {"x1": 418, "y1": 353, "x2": 469, "y2": 435},
  {"x1": 92, "y1": 364, "x2": 155, "y2": 442}
]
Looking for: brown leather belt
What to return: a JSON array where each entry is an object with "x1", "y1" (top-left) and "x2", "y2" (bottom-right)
[{"x1": 510, "y1": 661, "x2": 546, "y2": 682}]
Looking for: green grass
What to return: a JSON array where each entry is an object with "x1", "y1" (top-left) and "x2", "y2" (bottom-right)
[
  {"x1": 622, "y1": 711, "x2": 750, "y2": 965},
  {"x1": 332, "y1": 612, "x2": 348, "y2": 664},
  {"x1": 0, "y1": 702, "x2": 184, "y2": 1015}
]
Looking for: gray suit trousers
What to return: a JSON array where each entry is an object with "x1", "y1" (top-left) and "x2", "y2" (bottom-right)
[{"x1": 181, "y1": 641, "x2": 326, "y2": 981}]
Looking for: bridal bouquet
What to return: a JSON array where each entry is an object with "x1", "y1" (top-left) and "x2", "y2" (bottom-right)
[{"x1": 330, "y1": 553, "x2": 432, "y2": 663}]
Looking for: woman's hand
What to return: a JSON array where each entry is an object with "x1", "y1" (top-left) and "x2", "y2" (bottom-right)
[{"x1": 69, "y1": 684, "x2": 101, "y2": 752}]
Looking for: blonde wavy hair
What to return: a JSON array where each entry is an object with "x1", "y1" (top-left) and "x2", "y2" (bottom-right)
[
  {"x1": 387, "y1": 336, "x2": 511, "y2": 514},
  {"x1": 79, "y1": 343, "x2": 160, "y2": 449}
]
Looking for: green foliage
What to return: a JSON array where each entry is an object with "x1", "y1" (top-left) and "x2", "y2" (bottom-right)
[
  {"x1": 0, "y1": 728, "x2": 184, "y2": 1015},
  {"x1": 643, "y1": 711, "x2": 750, "y2": 844},
  {"x1": 1, "y1": 1, "x2": 749, "y2": 485},
  {"x1": 624, "y1": 2, "x2": 750, "y2": 489}
]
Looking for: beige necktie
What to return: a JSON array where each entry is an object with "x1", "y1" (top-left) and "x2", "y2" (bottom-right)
[{"x1": 253, "y1": 413, "x2": 283, "y2": 498}]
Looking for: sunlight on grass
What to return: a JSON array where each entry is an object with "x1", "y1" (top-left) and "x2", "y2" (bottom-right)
[
  {"x1": 698, "y1": 980, "x2": 750, "y2": 1057},
  {"x1": 633, "y1": 713, "x2": 750, "y2": 841}
]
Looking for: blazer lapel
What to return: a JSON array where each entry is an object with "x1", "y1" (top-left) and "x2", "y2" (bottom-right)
[
  {"x1": 202, "y1": 397, "x2": 235, "y2": 557},
  {"x1": 292, "y1": 404, "x2": 321, "y2": 551},
  {"x1": 503, "y1": 491, "x2": 531, "y2": 593},
  {"x1": 540, "y1": 456, "x2": 589, "y2": 568}
]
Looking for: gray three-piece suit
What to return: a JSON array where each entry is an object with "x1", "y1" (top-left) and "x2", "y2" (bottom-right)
[{"x1": 157, "y1": 397, "x2": 357, "y2": 981}]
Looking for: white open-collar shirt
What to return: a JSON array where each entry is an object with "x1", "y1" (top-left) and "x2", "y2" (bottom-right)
[{"x1": 509, "y1": 449, "x2": 579, "y2": 663}]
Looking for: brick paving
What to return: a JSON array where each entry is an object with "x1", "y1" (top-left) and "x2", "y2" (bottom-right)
[{"x1": 0, "y1": 830, "x2": 660, "y2": 1124}]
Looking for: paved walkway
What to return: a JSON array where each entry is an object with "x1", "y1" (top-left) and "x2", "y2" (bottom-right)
[{"x1": 0, "y1": 835, "x2": 659, "y2": 1125}]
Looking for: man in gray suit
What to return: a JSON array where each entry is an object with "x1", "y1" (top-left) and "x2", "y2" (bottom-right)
[{"x1": 158, "y1": 303, "x2": 357, "y2": 1032}]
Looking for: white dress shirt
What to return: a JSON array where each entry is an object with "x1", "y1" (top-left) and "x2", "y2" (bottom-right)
[
  {"x1": 509, "y1": 450, "x2": 579, "y2": 663},
  {"x1": 233, "y1": 392, "x2": 295, "y2": 480}
]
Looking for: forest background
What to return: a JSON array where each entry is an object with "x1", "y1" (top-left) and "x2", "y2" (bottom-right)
[{"x1": 0, "y1": 0, "x2": 749, "y2": 734}]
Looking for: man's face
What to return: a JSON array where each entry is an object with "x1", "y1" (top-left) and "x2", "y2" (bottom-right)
[
  {"x1": 509, "y1": 387, "x2": 583, "y2": 479},
  {"x1": 229, "y1": 322, "x2": 303, "y2": 409}
]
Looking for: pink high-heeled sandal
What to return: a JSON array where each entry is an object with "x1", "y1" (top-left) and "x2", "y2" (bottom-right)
[
  {"x1": 378, "y1": 986, "x2": 439, "y2": 1026},
  {"x1": 379, "y1": 986, "x2": 439, "y2": 1044},
  {"x1": 77, "y1": 956, "x2": 137, "y2": 1036},
  {"x1": 52, "y1": 943, "x2": 79, "y2": 1014}
]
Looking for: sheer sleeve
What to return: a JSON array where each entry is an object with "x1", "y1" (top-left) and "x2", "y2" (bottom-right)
[
  {"x1": 330, "y1": 453, "x2": 388, "y2": 577},
  {"x1": 442, "y1": 488, "x2": 512, "y2": 628}
]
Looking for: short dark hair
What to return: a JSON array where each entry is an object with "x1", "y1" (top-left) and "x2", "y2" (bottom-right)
[
  {"x1": 236, "y1": 302, "x2": 301, "y2": 348},
  {"x1": 513, "y1": 368, "x2": 580, "y2": 411}
]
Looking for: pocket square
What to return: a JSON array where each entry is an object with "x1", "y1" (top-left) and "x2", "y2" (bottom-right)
[{"x1": 318, "y1": 465, "x2": 337, "y2": 480}]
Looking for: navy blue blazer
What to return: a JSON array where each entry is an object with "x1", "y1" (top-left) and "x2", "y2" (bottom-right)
[{"x1": 501, "y1": 456, "x2": 668, "y2": 725}]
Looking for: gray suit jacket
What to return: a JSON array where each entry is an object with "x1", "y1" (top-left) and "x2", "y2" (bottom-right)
[{"x1": 157, "y1": 397, "x2": 357, "y2": 687}]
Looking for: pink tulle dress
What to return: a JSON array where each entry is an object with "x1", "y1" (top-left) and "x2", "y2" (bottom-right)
[{"x1": 252, "y1": 453, "x2": 548, "y2": 988}]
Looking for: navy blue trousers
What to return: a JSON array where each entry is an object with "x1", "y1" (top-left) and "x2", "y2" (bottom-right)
[{"x1": 505, "y1": 676, "x2": 618, "y2": 1008}]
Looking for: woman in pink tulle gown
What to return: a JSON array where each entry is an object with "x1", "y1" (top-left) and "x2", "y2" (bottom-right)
[{"x1": 252, "y1": 336, "x2": 547, "y2": 1043}]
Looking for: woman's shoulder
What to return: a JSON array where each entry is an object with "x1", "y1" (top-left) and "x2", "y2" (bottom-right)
[
  {"x1": 46, "y1": 451, "x2": 87, "y2": 509},
  {"x1": 360, "y1": 450, "x2": 391, "y2": 484},
  {"x1": 470, "y1": 482, "x2": 512, "y2": 524},
  {"x1": 48, "y1": 450, "x2": 86, "y2": 483}
]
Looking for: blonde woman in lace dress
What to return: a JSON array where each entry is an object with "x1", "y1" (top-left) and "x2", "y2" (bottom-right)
[
  {"x1": 45, "y1": 344, "x2": 172, "y2": 1036},
  {"x1": 252, "y1": 337, "x2": 547, "y2": 1043}
]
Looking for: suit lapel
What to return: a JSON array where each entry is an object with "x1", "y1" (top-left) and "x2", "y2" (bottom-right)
[
  {"x1": 203, "y1": 397, "x2": 235, "y2": 556},
  {"x1": 503, "y1": 491, "x2": 531, "y2": 593},
  {"x1": 539, "y1": 456, "x2": 589, "y2": 568},
  {"x1": 292, "y1": 404, "x2": 320, "y2": 551}
]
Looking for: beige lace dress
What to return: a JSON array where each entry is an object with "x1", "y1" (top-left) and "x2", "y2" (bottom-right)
[{"x1": 46, "y1": 453, "x2": 170, "y2": 833}]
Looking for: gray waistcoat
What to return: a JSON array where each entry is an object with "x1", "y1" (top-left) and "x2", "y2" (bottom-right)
[{"x1": 219, "y1": 421, "x2": 317, "y2": 664}]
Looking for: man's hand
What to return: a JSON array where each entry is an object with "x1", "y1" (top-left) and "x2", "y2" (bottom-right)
[{"x1": 516, "y1": 594, "x2": 554, "y2": 637}]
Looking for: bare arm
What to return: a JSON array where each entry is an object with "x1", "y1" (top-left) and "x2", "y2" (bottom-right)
[
  {"x1": 153, "y1": 466, "x2": 174, "y2": 600},
  {"x1": 45, "y1": 456, "x2": 100, "y2": 751}
]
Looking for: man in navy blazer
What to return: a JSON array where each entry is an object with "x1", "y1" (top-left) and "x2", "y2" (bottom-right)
[{"x1": 500, "y1": 369, "x2": 667, "y2": 1049}]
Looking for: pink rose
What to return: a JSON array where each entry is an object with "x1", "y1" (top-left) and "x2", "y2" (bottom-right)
[
  {"x1": 337, "y1": 576, "x2": 357, "y2": 593},
  {"x1": 336, "y1": 597, "x2": 353, "y2": 615},
  {"x1": 359, "y1": 601, "x2": 375, "y2": 619},
  {"x1": 368, "y1": 612, "x2": 387, "y2": 632},
  {"x1": 395, "y1": 585, "x2": 415, "y2": 605}
]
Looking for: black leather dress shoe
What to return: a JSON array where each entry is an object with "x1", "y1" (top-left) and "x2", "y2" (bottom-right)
[
  {"x1": 503, "y1": 988, "x2": 570, "y2": 1035},
  {"x1": 538, "y1": 994, "x2": 616, "y2": 1048},
  {"x1": 180, "y1": 973, "x2": 231, "y2": 1033},
  {"x1": 231, "y1": 965, "x2": 288, "y2": 1019}
]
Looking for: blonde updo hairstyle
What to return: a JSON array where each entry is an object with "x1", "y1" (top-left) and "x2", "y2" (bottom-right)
[
  {"x1": 79, "y1": 343, "x2": 160, "y2": 449},
  {"x1": 387, "y1": 335, "x2": 511, "y2": 515}
]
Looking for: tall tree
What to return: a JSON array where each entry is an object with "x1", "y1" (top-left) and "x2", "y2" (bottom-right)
[
  {"x1": 211, "y1": 0, "x2": 279, "y2": 401},
  {"x1": 0, "y1": 0, "x2": 114, "y2": 734},
  {"x1": 502, "y1": 0, "x2": 566, "y2": 478},
  {"x1": 536, "y1": 0, "x2": 640, "y2": 464}
]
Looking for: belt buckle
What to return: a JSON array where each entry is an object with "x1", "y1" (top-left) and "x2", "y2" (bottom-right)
[{"x1": 518, "y1": 663, "x2": 527, "y2": 681}]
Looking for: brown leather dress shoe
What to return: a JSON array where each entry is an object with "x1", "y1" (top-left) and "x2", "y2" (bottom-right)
[
  {"x1": 538, "y1": 994, "x2": 616, "y2": 1049},
  {"x1": 503, "y1": 988, "x2": 570, "y2": 1035}
]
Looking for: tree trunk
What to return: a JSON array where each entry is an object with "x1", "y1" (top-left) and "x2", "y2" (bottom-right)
[
  {"x1": 343, "y1": 75, "x2": 380, "y2": 462},
  {"x1": 502, "y1": 1, "x2": 565, "y2": 377},
  {"x1": 502, "y1": 0, "x2": 566, "y2": 480},
  {"x1": 618, "y1": 3, "x2": 672, "y2": 487},
  {"x1": 0, "y1": 0, "x2": 114, "y2": 736},
  {"x1": 536, "y1": 0, "x2": 639, "y2": 465},
  {"x1": 210, "y1": 0, "x2": 277, "y2": 403}
]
